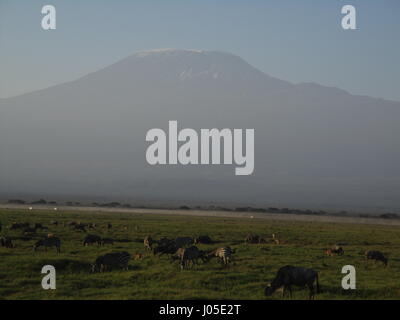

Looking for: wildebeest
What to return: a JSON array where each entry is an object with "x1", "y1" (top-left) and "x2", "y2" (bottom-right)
[
  {"x1": 144, "y1": 235, "x2": 154, "y2": 250},
  {"x1": 74, "y1": 223, "x2": 87, "y2": 232},
  {"x1": 66, "y1": 221, "x2": 78, "y2": 227},
  {"x1": 34, "y1": 223, "x2": 48, "y2": 230},
  {"x1": 50, "y1": 221, "x2": 59, "y2": 226},
  {"x1": 174, "y1": 246, "x2": 206, "y2": 269},
  {"x1": 194, "y1": 235, "x2": 213, "y2": 244},
  {"x1": 107, "y1": 223, "x2": 112, "y2": 230},
  {"x1": 153, "y1": 239, "x2": 178, "y2": 256},
  {"x1": 23, "y1": 227, "x2": 37, "y2": 234},
  {"x1": 101, "y1": 238, "x2": 114, "y2": 246},
  {"x1": 10, "y1": 222, "x2": 30, "y2": 230},
  {"x1": 365, "y1": 250, "x2": 388, "y2": 267},
  {"x1": 33, "y1": 237, "x2": 61, "y2": 253},
  {"x1": 91, "y1": 251, "x2": 131, "y2": 272},
  {"x1": 0, "y1": 236, "x2": 14, "y2": 248},
  {"x1": 265, "y1": 265, "x2": 319, "y2": 300},
  {"x1": 175, "y1": 237, "x2": 194, "y2": 248},
  {"x1": 83, "y1": 234, "x2": 102, "y2": 246},
  {"x1": 245, "y1": 234, "x2": 263, "y2": 244},
  {"x1": 207, "y1": 247, "x2": 234, "y2": 266}
]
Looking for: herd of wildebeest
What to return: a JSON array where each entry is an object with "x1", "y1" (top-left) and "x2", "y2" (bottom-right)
[{"x1": 0, "y1": 219, "x2": 390, "y2": 299}]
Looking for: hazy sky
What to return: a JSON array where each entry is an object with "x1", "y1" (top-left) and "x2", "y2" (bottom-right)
[{"x1": 1, "y1": 0, "x2": 399, "y2": 101}]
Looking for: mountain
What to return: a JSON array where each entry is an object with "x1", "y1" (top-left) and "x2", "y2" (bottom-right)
[{"x1": 1, "y1": 49, "x2": 400, "y2": 211}]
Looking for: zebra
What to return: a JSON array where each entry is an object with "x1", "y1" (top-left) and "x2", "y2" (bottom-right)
[
  {"x1": 33, "y1": 237, "x2": 61, "y2": 253},
  {"x1": 265, "y1": 265, "x2": 320, "y2": 300},
  {"x1": 83, "y1": 234, "x2": 102, "y2": 246},
  {"x1": 365, "y1": 250, "x2": 388, "y2": 267},
  {"x1": 91, "y1": 252, "x2": 131, "y2": 272},
  {"x1": 144, "y1": 235, "x2": 154, "y2": 250},
  {"x1": 207, "y1": 247, "x2": 234, "y2": 266}
]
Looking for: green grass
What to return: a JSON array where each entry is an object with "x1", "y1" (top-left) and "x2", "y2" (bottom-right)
[{"x1": 0, "y1": 208, "x2": 399, "y2": 300}]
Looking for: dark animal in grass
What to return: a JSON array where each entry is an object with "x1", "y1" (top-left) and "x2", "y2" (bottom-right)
[
  {"x1": 33, "y1": 237, "x2": 61, "y2": 253},
  {"x1": 245, "y1": 234, "x2": 263, "y2": 244},
  {"x1": 365, "y1": 250, "x2": 388, "y2": 267},
  {"x1": 265, "y1": 265, "x2": 320, "y2": 300},
  {"x1": 177, "y1": 246, "x2": 206, "y2": 269},
  {"x1": 50, "y1": 221, "x2": 58, "y2": 226},
  {"x1": 67, "y1": 221, "x2": 78, "y2": 227},
  {"x1": 153, "y1": 239, "x2": 178, "y2": 256},
  {"x1": 144, "y1": 235, "x2": 154, "y2": 250},
  {"x1": 175, "y1": 237, "x2": 194, "y2": 248},
  {"x1": 34, "y1": 223, "x2": 48, "y2": 230},
  {"x1": 107, "y1": 223, "x2": 112, "y2": 230},
  {"x1": 101, "y1": 238, "x2": 114, "y2": 246},
  {"x1": 83, "y1": 234, "x2": 102, "y2": 246},
  {"x1": 23, "y1": 227, "x2": 37, "y2": 234},
  {"x1": 91, "y1": 251, "x2": 131, "y2": 272},
  {"x1": 74, "y1": 224, "x2": 87, "y2": 232},
  {"x1": 10, "y1": 222, "x2": 30, "y2": 230},
  {"x1": 194, "y1": 235, "x2": 213, "y2": 244},
  {"x1": 0, "y1": 236, "x2": 14, "y2": 248},
  {"x1": 207, "y1": 247, "x2": 234, "y2": 266}
]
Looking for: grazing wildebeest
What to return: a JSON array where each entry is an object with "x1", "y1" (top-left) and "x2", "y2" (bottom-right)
[
  {"x1": 265, "y1": 265, "x2": 320, "y2": 300},
  {"x1": 51, "y1": 221, "x2": 58, "y2": 226},
  {"x1": 91, "y1": 252, "x2": 131, "y2": 272},
  {"x1": 67, "y1": 221, "x2": 78, "y2": 227},
  {"x1": 33, "y1": 237, "x2": 61, "y2": 253},
  {"x1": 153, "y1": 239, "x2": 178, "y2": 256},
  {"x1": 174, "y1": 246, "x2": 205, "y2": 269},
  {"x1": 194, "y1": 235, "x2": 213, "y2": 244},
  {"x1": 34, "y1": 223, "x2": 48, "y2": 230},
  {"x1": 0, "y1": 236, "x2": 14, "y2": 248},
  {"x1": 207, "y1": 247, "x2": 234, "y2": 266},
  {"x1": 101, "y1": 238, "x2": 114, "y2": 246},
  {"x1": 83, "y1": 234, "x2": 102, "y2": 246},
  {"x1": 144, "y1": 235, "x2": 154, "y2": 250},
  {"x1": 10, "y1": 222, "x2": 30, "y2": 230},
  {"x1": 245, "y1": 234, "x2": 262, "y2": 244},
  {"x1": 74, "y1": 223, "x2": 87, "y2": 232},
  {"x1": 107, "y1": 223, "x2": 112, "y2": 230},
  {"x1": 365, "y1": 250, "x2": 388, "y2": 267},
  {"x1": 23, "y1": 227, "x2": 37, "y2": 234},
  {"x1": 175, "y1": 237, "x2": 194, "y2": 248}
]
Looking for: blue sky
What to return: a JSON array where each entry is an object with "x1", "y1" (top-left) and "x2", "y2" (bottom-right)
[{"x1": 1, "y1": 0, "x2": 399, "y2": 101}]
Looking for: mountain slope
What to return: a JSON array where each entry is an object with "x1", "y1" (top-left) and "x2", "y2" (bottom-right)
[{"x1": 1, "y1": 49, "x2": 400, "y2": 211}]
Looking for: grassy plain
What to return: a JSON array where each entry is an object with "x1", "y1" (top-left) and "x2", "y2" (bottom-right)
[{"x1": 0, "y1": 208, "x2": 399, "y2": 300}]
